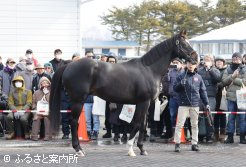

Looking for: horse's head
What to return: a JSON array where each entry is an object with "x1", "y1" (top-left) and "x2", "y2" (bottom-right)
[{"x1": 173, "y1": 30, "x2": 198, "y2": 64}]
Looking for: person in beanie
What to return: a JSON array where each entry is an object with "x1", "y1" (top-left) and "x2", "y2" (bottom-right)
[
  {"x1": 6, "y1": 76, "x2": 32, "y2": 140},
  {"x1": 214, "y1": 56, "x2": 227, "y2": 142},
  {"x1": 15, "y1": 56, "x2": 27, "y2": 74},
  {"x1": 72, "y1": 52, "x2": 81, "y2": 62},
  {"x1": 173, "y1": 59, "x2": 209, "y2": 152},
  {"x1": 31, "y1": 77, "x2": 51, "y2": 141},
  {"x1": 222, "y1": 52, "x2": 246, "y2": 144},
  {"x1": 44, "y1": 63, "x2": 54, "y2": 78}
]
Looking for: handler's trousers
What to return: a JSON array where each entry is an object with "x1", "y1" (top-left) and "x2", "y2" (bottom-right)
[{"x1": 174, "y1": 106, "x2": 199, "y2": 145}]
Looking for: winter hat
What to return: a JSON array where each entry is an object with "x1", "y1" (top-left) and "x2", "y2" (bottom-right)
[
  {"x1": 232, "y1": 52, "x2": 242, "y2": 59},
  {"x1": 38, "y1": 76, "x2": 51, "y2": 89},
  {"x1": 19, "y1": 56, "x2": 27, "y2": 62},
  {"x1": 215, "y1": 56, "x2": 226, "y2": 64},
  {"x1": 172, "y1": 58, "x2": 183, "y2": 64},
  {"x1": 6, "y1": 57, "x2": 16, "y2": 64},
  {"x1": 44, "y1": 62, "x2": 53, "y2": 69}
]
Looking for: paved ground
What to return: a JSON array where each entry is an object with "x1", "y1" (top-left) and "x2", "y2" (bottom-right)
[{"x1": 0, "y1": 135, "x2": 246, "y2": 167}]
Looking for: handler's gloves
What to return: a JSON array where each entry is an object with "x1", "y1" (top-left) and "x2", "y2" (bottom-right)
[{"x1": 206, "y1": 105, "x2": 210, "y2": 111}]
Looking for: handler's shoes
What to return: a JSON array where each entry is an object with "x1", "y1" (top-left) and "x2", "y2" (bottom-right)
[
  {"x1": 174, "y1": 144, "x2": 180, "y2": 152},
  {"x1": 191, "y1": 144, "x2": 200, "y2": 151}
]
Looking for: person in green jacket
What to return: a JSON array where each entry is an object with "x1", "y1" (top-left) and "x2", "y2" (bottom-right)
[{"x1": 6, "y1": 75, "x2": 32, "y2": 140}]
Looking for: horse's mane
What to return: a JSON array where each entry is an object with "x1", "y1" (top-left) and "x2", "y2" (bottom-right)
[{"x1": 140, "y1": 35, "x2": 176, "y2": 66}]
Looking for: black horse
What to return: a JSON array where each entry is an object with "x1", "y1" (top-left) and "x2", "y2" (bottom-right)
[{"x1": 49, "y1": 30, "x2": 198, "y2": 156}]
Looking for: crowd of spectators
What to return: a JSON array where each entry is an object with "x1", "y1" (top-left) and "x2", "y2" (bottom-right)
[{"x1": 0, "y1": 49, "x2": 246, "y2": 150}]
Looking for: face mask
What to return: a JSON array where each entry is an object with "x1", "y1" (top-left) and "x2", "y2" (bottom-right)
[
  {"x1": 55, "y1": 54, "x2": 61, "y2": 60},
  {"x1": 15, "y1": 81, "x2": 22, "y2": 88},
  {"x1": 26, "y1": 65, "x2": 34, "y2": 71},
  {"x1": 26, "y1": 54, "x2": 32, "y2": 58},
  {"x1": 43, "y1": 87, "x2": 49, "y2": 94},
  {"x1": 8, "y1": 65, "x2": 15, "y2": 69}
]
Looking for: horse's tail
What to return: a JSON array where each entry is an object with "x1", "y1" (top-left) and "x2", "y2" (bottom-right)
[{"x1": 49, "y1": 65, "x2": 67, "y2": 134}]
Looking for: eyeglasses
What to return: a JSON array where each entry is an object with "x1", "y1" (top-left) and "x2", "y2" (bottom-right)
[
  {"x1": 45, "y1": 67, "x2": 51, "y2": 69},
  {"x1": 109, "y1": 61, "x2": 115, "y2": 63},
  {"x1": 232, "y1": 57, "x2": 241, "y2": 60},
  {"x1": 8, "y1": 61, "x2": 16, "y2": 64}
]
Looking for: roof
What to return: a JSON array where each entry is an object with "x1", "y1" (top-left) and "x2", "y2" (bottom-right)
[
  {"x1": 82, "y1": 40, "x2": 140, "y2": 48},
  {"x1": 190, "y1": 19, "x2": 246, "y2": 43}
]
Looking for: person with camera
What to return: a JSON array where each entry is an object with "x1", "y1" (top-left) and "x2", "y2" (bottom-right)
[
  {"x1": 197, "y1": 55, "x2": 221, "y2": 143},
  {"x1": 214, "y1": 56, "x2": 228, "y2": 142},
  {"x1": 222, "y1": 52, "x2": 246, "y2": 144},
  {"x1": 173, "y1": 59, "x2": 209, "y2": 152},
  {"x1": 167, "y1": 58, "x2": 184, "y2": 138}
]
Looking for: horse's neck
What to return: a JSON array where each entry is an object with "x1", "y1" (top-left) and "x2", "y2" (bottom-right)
[
  {"x1": 150, "y1": 52, "x2": 172, "y2": 75},
  {"x1": 148, "y1": 38, "x2": 174, "y2": 76}
]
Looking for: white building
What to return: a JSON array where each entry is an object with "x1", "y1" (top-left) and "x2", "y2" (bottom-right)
[
  {"x1": 0, "y1": 0, "x2": 81, "y2": 63},
  {"x1": 82, "y1": 40, "x2": 140, "y2": 58},
  {"x1": 190, "y1": 19, "x2": 246, "y2": 60}
]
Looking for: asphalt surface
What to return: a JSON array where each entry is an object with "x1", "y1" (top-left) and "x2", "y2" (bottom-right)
[{"x1": 0, "y1": 134, "x2": 245, "y2": 167}]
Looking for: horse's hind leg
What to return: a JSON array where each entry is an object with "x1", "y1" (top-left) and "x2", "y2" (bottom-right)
[
  {"x1": 136, "y1": 100, "x2": 150, "y2": 156},
  {"x1": 70, "y1": 101, "x2": 85, "y2": 157},
  {"x1": 137, "y1": 113, "x2": 148, "y2": 155}
]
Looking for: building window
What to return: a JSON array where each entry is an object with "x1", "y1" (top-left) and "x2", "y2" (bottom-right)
[
  {"x1": 118, "y1": 48, "x2": 126, "y2": 56},
  {"x1": 199, "y1": 43, "x2": 213, "y2": 55},
  {"x1": 239, "y1": 43, "x2": 246, "y2": 54},
  {"x1": 102, "y1": 48, "x2": 110, "y2": 55},
  {"x1": 219, "y1": 43, "x2": 233, "y2": 54},
  {"x1": 85, "y1": 48, "x2": 93, "y2": 53}
]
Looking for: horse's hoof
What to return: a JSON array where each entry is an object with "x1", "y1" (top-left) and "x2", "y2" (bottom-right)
[
  {"x1": 76, "y1": 150, "x2": 85, "y2": 157},
  {"x1": 128, "y1": 151, "x2": 136, "y2": 157},
  {"x1": 140, "y1": 150, "x2": 148, "y2": 156}
]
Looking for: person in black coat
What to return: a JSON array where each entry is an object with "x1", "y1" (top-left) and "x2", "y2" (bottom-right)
[
  {"x1": 49, "y1": 49, "x2": 66, "y2": 72},
  {"x1": 32, "y1": 64, "x2": 51, "y2": 93}
]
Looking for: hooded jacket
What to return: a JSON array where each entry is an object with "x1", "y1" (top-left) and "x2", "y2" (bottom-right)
[
  {"x1": 32, "y1": 77, "x2": 51, "y2": 110},
  {"x1": 8, "y1": 75, "x2": 32, "y2": 110}
]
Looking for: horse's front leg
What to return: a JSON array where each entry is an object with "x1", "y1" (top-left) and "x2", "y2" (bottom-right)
[
  {"x1": 127, "y1": 100, "x2": 150, "y2": 156},
  {"x1": 71, "y1": 102, "x2": 85, "y2": 157}
]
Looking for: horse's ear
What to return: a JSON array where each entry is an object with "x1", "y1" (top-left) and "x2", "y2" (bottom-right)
[{"x1": 180, "y1": 30, "x2": 187, "y2": 37}]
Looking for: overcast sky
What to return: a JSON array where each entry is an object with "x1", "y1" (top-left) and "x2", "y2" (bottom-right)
[{"x1": 80, "y1": 0, "x2": 218, "y2": 40}]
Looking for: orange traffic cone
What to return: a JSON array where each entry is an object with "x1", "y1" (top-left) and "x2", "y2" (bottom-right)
[
  {"x1": 180, "y1": 126, "x2": 187, "y2": 143},
  {"x1": 78, "y1": 107, "x2": 90, "y2": 141}
]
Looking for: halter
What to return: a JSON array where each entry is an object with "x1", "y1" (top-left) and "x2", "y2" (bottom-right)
[{"x1": 175, "y1": 35, "x2": 196, "y2": 62}]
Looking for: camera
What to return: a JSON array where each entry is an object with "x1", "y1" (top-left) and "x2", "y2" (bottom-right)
[{"x1": 169, "y1": 64, "x2": 177, "y2": 68}]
